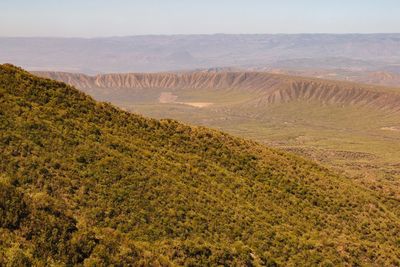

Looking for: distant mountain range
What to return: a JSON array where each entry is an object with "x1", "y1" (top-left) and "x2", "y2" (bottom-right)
[{"x1": 2, "y1": 34, "x2": 400, "y2": 73}]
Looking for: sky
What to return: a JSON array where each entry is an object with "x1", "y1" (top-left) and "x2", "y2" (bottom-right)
[{"x1": 1, "y1": 0, "x2": 400, "y2": 37}]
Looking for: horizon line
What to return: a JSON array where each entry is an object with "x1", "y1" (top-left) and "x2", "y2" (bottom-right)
[{"x1": 1, "y1": 32, "x2": 400, "y2": 39}]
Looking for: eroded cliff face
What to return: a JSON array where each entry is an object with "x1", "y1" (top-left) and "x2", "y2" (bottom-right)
[{"x1": 34, "y1": 71, "x2": 400, "y2": 112}]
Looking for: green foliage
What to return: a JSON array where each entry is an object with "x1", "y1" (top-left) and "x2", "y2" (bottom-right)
[
  {"x1": 0, "y1": 177, "x2": 27, "y2": 229},
  {"x1": 0, "y1": 64, "x2": 399, "y2": 266}
]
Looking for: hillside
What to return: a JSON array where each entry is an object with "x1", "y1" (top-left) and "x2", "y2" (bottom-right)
[
  {"x1": 35, "y1": 71, "x2": 400, "y2": 112},
  {"x1": 1, "y1": 64, "x2": 400, "y2": 265},
  {"x1": 260, "y1": 69, "x2": 400, "y2": 88},
  {"x1": 35, "y1": 70, "x2": 400, "y2": 202},
  {"x1": 359, "y1": 71, "x2": 400, "y2": 87}
]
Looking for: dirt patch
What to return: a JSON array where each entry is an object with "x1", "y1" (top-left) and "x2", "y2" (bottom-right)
[
  {"x1": 181, "y1": 102, "x2": 213, "y2": 108},
  {"x1": 159, "y1": 92, "x2": 178, "y2": 103},
  {"x1": 159, "y1": 92, "x2": 213, "y2": 108},
  {"x1": 381, "y1": 126, "x2": 400, "y2": 132}
]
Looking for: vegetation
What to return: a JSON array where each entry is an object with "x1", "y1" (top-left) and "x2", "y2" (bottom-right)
[
  {"x1": 1, "y1": 64, "x2": 400, "y2": 266},
  {"x1": 79, "y1": 75, "x2": 400, "y2": 203},
  {"x1": 36, "y1": 71, "x2": 400, "y2": 198}
]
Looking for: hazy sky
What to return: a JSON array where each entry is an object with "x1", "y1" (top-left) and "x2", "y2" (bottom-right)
[{"x1": 1, "y1": 0, "x2": 400, "y2": 37}]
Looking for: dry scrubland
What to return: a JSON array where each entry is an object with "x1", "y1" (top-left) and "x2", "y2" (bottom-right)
[
  {"x1": 36, "y1": 71, "x2": 400, "y2": 201},
  {"x1": 0, "y1": 64, "x2": 399, "y2": 265}
]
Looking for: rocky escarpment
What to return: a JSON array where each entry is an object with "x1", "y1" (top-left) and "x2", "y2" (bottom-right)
[
  {"x1": 254, "y1": 80, "x2": 400, "y2": 112},
  {"x1": 34, "y1": 71, "x2": 400, "y2": 112}
]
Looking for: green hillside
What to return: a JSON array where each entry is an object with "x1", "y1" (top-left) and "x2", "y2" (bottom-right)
[
  {"x1": 35, "y1": 71, "x2": 400, "y2": 200},
  {"x1": 1, "y1": 64, "x2": 400, "y2": 266}
]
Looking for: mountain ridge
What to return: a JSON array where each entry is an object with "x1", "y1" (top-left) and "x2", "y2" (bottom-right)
[
  {"x1": 3, "y1": 34, "x2": 400, "y2": 73},
  {"x1": 34, "y1": 71, "x2": 400, "y2": 112}
]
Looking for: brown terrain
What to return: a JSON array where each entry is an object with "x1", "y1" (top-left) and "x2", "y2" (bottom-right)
[
  {"x1": 352, "y1": 71, "x2": 400, "y2": 87},
  {"x1": 34, "y1": 71, "x2": 400, "y2": 112},
  {"x1": 267, "y1": 69, "x2": 400, "y2": 88}
]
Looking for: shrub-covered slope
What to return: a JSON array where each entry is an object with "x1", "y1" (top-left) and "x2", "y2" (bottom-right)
[{"x1": 1, "y1": 64, "x2": 399, "y2": 266}]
